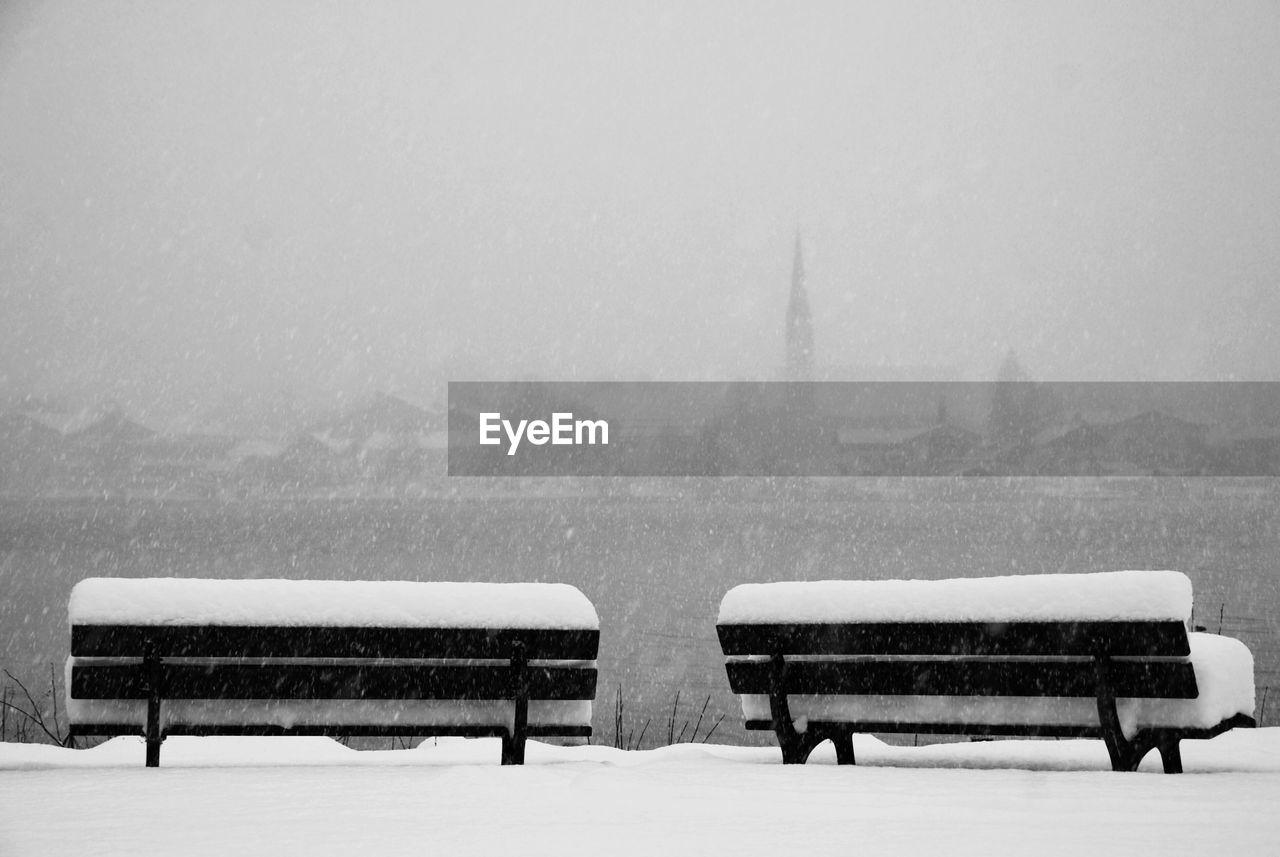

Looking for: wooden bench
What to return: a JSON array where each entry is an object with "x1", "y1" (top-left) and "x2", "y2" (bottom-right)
[
  {"x1": 67, "y1": 579, "x2": 599, "y2": 767},
  {"x1": 717, "y1": 573, "x2": 1256, "y2": 773}
]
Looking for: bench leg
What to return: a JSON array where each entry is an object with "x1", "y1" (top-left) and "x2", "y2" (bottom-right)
[
  {"x1": 1100, "y1": 729, "x2": 1159, "y2": 773},
  {"x1": 1094, "y1": 655, "x2": 1164, "y2": 772},
  {"x1": 778, "y1": 730, "x2": 811, "y2": 765},
  {"x1": 1158, "y1": 737, "x2": 1183, "y2": 774},
  {"x1": 145, "y1": 693, "x2": 163, "y2": 768},
  {"x1": 833, "y1": 732, "x2": 856, "y2": 766},
  {"x1": 145, "y1": 653, "x2": 163, "y2": 768},
  {"x1": 501, "y1": 732, "x2": 526, "y2": 766},
  {"x1": 768, "y1": 653, "x2": 816, "y2": 764},
  {"x1": 775, "y1": 727, "x2": 841, "y2": 765},
  {"x1": 502, "y1": 640, "x2": 529, "y2": 765}
]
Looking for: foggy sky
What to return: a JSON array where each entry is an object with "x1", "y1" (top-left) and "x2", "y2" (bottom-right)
[{"x1": 2, "y1": 1, "x2": 1278, "y2": 423}]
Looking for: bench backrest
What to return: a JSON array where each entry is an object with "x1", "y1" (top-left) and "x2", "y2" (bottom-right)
[
  {"x1": 73, "y1": 624, "x2": 599, "y2": 660},
  {"x1": 717, "y1": 620, "x2": 1198, "y2": 699},
  {"x1": 71, "y1": 624, "x2": 599, "y2": 704}
]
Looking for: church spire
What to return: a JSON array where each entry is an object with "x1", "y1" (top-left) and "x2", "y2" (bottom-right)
[{"x1": 785, "y1": 230, "x2": 815, "y2": 381}]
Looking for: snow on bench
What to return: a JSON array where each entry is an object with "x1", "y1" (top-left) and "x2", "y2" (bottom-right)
[
  {"x1": 717, "y1": 571, "x2": 1255, "y2": 772},
  {"x1": 67, "y1": 578, "x2": 600, "y2": 767}
]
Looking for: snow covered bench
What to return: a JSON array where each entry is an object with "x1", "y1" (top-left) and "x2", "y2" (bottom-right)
[
  {"x1": 717, "y1": 571, "x2": 1255, "y2": 772},
  {"x1": 67, "y1": 578, "x2": 599, "y2": 767}
]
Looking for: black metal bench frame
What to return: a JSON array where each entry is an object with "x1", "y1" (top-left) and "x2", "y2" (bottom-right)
[
  {"x1": 69, "y1": 624, "x2": 598, "y2": 767},
  {"x1": 717, "y1": 620, "x2": 1255, "y2": 773}
]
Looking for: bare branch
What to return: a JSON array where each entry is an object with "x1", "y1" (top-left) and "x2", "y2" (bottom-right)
[
  {"x1": 49, "y1": 663, "x2": 63, "y2": 742},
  {"x1": 4, "y1": 670, "x2": 42, "y2": 724},
  {"x1": 2, "y1": 669, "x2": 67, "y2": 745},
  {"x1": 666, "y1": 690, "x2": 680, "y2": 745},
  {"x1": 690, "y1": 695, "x2": 710, "y2": 742},
  {"x1": 700, "y1": 714, "x2": 726, "y2": 743},
  {"x1": 633, "y1": 717, "x2": 650, "y2": 750},
  {"x1": 0, "y1": 697, "x2": 65, "y2": 745}
]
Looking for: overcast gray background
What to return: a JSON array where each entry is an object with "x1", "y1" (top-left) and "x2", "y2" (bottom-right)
[{"x1": 2, "y1": 1, "x2": 1278, "y2": 427}]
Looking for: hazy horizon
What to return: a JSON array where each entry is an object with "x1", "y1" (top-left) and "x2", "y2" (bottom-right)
[{"x1": 4, "y1": 1, "x2": 1279, "y2": 425}]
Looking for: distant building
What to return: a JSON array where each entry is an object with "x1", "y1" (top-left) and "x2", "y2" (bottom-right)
[
  {"x1": 1208, "y1": 427, "x2": 1280, "y2": 476},
  {"x1": 65, "y1": 406, "x2": 157, "y2": 477},
  {"x1": 307, "y1": 391, "x2": 444, "y2": 481},
  {"x1": 1027, "y1": 410, "x2": 1210, "y2": 476},
  {"x1": 784, "y1": 231, "x2": 814, "y2": 382},
  {"x1": 835, "y1": 423, "x2": 980, "y2": 476},
  {"x1": 0, "y1": 412, "x2": 65, "y2": 492}
]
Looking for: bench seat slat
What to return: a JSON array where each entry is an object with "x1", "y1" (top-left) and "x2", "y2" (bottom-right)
[
  {"x1": 725, "y1": 659, "x2": 1198, "y2": 699},
  {"x1": 68, "y1": 723, "x2": 593, "y2": 739},
  {"x1": 717, "y1": 621, "x2": 1191, "y2": 658},
  {"x1": 73, "y1": 663, "x2": 597, "y2": 701},
  {"x1": 71, "y1": 625, "x2": 600, "y2": 661},
  {"x1": 742, "y1": 719, "x2": 1108, "y2": 737},
  {"x1": 740, "y1": 714, "x2": 1257, "y2": 740}
]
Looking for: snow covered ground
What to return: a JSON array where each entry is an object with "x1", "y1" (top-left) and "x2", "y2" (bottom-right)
[{"x1": 2, "y1": 731, "x2": 1279, "y2": 856}]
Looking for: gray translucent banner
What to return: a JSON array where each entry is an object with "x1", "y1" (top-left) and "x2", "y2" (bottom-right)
[{"x1": 447, "y1": 381, "x2": 1280, "y2": 477}]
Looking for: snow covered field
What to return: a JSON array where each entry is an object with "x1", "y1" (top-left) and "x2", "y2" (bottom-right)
[{"x1": 3, "y1": 731, "x2": 1278, "y2": 856}]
